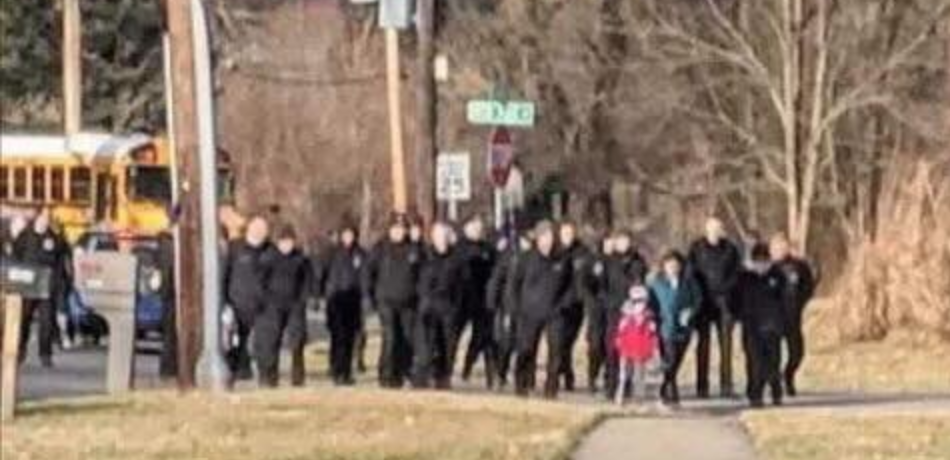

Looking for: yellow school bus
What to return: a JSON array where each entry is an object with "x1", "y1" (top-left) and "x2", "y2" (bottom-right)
[{"x1": 0, "y1": 132, "x2": 233, "y2": 242}]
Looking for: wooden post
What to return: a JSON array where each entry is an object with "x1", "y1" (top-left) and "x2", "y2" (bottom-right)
[
  {"x1": 386, "y1": 28, "x2": 408, "y2": 213},
  {"x1": 165, "y1": 0, "x2": 203, "y2": 390},
  {"x1": 62, "y1": 0, "x2": 82, "y2": 136},
  {"x1": 414, "y1": 0, "x2": 437, "y2": 221},
  {"x1": 1, "y1": 296, "x2": 23, "y2": 423}
]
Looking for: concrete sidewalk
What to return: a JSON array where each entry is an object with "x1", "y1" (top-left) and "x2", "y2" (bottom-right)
[{"x1": 573, "y1": 416, "x2": 759, "y2": 460}]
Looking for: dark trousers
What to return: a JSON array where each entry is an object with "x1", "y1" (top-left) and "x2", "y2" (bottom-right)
[
  {"x1": 514, "y1": 313, "x2": 564, "y2": 398},
  {"x1": 494, "y1": 311, "x2": 517, "y2": 386},
  {"x1": 660, "y1": 337, "x2": 690, "y2": 404},
  {"x1": 557, "y1": 305, "x2": 584, "y2": 390},
  {"x1": 378, "y1": 301, "x2": 417, "y2": 388},
  {"x1": 228, "y1": 305, "x2": 257, "y2": 382},
  {"x1": 159, "y1": 298, "x2": 178, "y2": 379},
  {"x1": 586, "y1": 304, "x2": 608, "y2": 391},
  {"x1": 413, "y1": 307, "x2": 457, "y2": 388},
  {"x1": 783, "y1": 307, "x2": 805, "y2": 394},
  {"x1": 459, "y1": 302, "x2": 497, "y2": 386},
  {"x1": 745, "y1": 329, "x2": 782, "y2": 405},
  {"x1": 695, "y1": 294, "x2": 736, "y2": 397},
  {"x1": 327, "y1": 291, "x2": 362, "y2": 383},
  {"x1": 254, "y1": 301, "x2": 306, "y2": 388},
  {"x1": 20, "y1": 299, "x2": 57, "y2": 364}
]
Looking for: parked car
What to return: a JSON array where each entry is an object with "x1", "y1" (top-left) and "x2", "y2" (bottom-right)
[{"x1": 72, "y1": 231, "x2": 172, "y2": 341}]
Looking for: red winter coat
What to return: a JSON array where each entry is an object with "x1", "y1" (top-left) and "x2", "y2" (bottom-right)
[{"x1": 613, "y1": 310, "x2": 659, "y2": 364}]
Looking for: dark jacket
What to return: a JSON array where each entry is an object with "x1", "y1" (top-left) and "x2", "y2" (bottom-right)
[
  {"x1": 602, "y1": 250, "x2": 649, "y2": 311},
  {"x1": 362, "y1": 239, "x2": 424, "y2": 305},
  {"x1": 558, "y1": 242, "x2": 595, "y2": 312},
  {"x1": 223, "y1": 239, "x2": 270, "y2": 308},
  {"x1": 12, "y1": 228, "x2": 71, "y2": 293},
  {"x1": 687, "y1": 238, "x2": 742, "y2": 299},
  {"x1": 318, "y1": 244, "x2": 366, "y2": 298},
  {"x1": 455, "y1": 238, "x2": 496, "y2": 310},
  {"x1": 510, "y1": 248, "x2": 572, "y2": 320},
  {"x1": 772, "y1": 256, "x2": 816, "y2": 312},
  {"x1": 261, "y1": 247, "x2": 313, "y2": 305},
  {"x1": 738, "y1": 266, "x2": 786, "y2": 335},
  {"x1": 417, "y1": 247, "x2": 464, "y2": 313}
]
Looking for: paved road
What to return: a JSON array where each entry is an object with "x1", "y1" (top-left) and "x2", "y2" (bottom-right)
[
  {"x1": 574, "y1": 416, "x2": 758, "y2": 460},
  {"x1": 18, "y1": 311, "x2": 329, "y2": 401}
]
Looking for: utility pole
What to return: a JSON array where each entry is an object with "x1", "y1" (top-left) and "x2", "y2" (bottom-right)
[
  {"x1": 165, "y1": 0, "x2": 203, "y2": 390},
  {"x1": 62, "y1": 0, "x2": 82, "y2": 136},
  {"x1": 385, "y1": 28, "x2": 408, "y2": 213},
  {"x1": 414, "y1": 0, "x2": 437, "y2": 221}
]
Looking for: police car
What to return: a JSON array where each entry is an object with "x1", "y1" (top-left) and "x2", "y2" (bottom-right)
[{"x1": 71, "y1": 231, "x2": 171, "y2": 341}]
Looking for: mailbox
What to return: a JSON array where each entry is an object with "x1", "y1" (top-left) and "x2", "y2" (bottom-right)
[
  {"x1": 0, "y1": 261, "x2": 52, "y2": 301},
  {"x1": 74, "y1": 252, "x2": 139, "y2": 395}
]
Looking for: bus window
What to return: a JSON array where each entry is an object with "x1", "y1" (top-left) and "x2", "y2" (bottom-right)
[
  {"x1": 51, "y1": 167, "x2": 65, "y2": 201},
  {"x1": 128, "y1": 165, "x2": 171, "y2": 202},
  {"x1": 31, "y1": 167, "x2": 46, "y2": 201},
  {"x1": 69, "y1": 167, "x2": 92, "y2": 202},
  {"x1": 13, "y1": 168, "x2": 27, "y2": 199},
  {"x1": 0, "y1": 166, "x2": 8, "y2": 200}
]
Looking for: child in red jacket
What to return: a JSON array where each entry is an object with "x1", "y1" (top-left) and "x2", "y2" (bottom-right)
[{"x1": 613, "y1": 285, "x2": 660, "y2": 406}]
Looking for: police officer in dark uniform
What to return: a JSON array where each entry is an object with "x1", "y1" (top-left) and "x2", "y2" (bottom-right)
[
  {"x1": 510, "y1": 221, "x2": 572, "y2": 398},
  {"x1": 554, "y1": 222, "x2": 593, "y2": 392},
  {"x1": 455, "y1": 216, "x2": 498, "y2": 388},
  {"x1": 738, "y1": 243, "x2": 786, "y2": 408},
  {"x1": 415, "y1": 222, "x2": 464, "y2": 389},
  {"x1": 363, "y1": 214, "x2": 424, "y2": 388},
  {"x1": 223, "y1": 216, "x2": 271, "y2": 382},
  {"x1": 317, "y1": 224, "x2": 366, "y2": 386},
  {"x1": 687, "y1": 217, "x2": 742, "y2": 398},
  {"x1": 486, "y1": 235, "x2": 530, "y2": 388},
  {"x1": 255, "y1": 225, "x2": 312, "y2": 387},
  {"x1": 586, "y1": 235, "x2": 613, "y2": 393},
  {"x1": 601, "y1": 230, "x2": 649, "y2": 399},
  {"x1": 13, "y1": 210, "x2": 70, "y2": 368},
  {"x1": 769, "y1": 234, "x2": 816, "y2": 397}
]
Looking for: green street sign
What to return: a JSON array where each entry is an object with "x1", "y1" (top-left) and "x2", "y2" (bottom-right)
[{"x1": 466, "y1": 100, "x2": 536, "y2": 127}]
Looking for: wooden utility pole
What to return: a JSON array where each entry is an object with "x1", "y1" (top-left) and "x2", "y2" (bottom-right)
[
  {"x1": 62, "y1": 0, "x2": 82, "y2": 135},
  {"x1": 386, "y1": 28, "x2": 408, "y2": 213},
  {"x1": 414, "y1": 0, "x2": 437, "y2": 221},
  {"x1": 165, "y1": 0, "x2": 203, "y2": 390}
]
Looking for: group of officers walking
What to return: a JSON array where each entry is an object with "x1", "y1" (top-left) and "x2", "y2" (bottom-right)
[{"x1": 225, "y1": 210, "x2": 816, "y2": 408}]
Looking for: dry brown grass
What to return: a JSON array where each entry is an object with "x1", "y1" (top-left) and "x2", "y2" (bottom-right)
[
  {"x1": 1, "y1": 389, "x2": 600, "y2": 460},
  {"x1": 744, "y1": 410, "x2": 950, "y2": 460}
]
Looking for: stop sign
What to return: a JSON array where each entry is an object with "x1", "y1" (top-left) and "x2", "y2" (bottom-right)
[{"x1": 488, "y1": 127, "x2": 514, "y2": 188}]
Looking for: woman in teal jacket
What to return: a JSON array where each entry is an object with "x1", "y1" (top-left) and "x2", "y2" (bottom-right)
[{"x1": 649, "y1": 251, "x2": 701, "y2": 405}]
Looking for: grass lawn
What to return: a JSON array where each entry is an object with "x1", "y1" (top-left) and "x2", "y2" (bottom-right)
[
  {"x1": 744, "y1": 410, "x2": 950, "y2": 460},
  {"x1": 1, "y1": 389, "x2": 600, "y2": 460}
]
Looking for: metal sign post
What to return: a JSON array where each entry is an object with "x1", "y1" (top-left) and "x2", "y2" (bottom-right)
[{"x1": 191, "y1": 0, "x2": 229, "y2": 393}]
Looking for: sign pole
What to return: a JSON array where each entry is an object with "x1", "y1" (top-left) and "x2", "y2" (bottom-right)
[
  {"x1": 386, "y1": 28, "x2": 408, "y2": 213},
  {"x1": 1, "y1": 295, "x2": 23, "y2": 423},
  {"x1": 448, "y1": 198, "x2": 458, "y2": 222}
]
